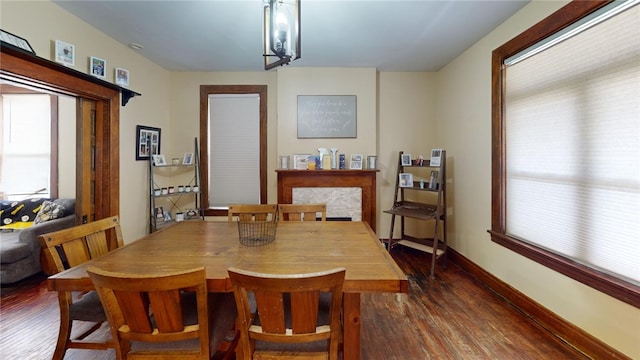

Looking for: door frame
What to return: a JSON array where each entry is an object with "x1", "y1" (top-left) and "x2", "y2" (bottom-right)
[
  {"x1": 199, "y1": 85, "x2": 267, "y2": 216},
  {"x1": 1, "y1": 46, "x2": 120, "y2": 221}
]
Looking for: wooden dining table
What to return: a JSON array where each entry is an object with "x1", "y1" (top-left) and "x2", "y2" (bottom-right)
[{"x1": 47, "y1": 220, "x2": 408, "y2": 360}]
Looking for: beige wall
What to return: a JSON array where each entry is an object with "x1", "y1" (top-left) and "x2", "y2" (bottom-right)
[
  {"x1": 275, "y1": 67, "x2": 377, "y2": 157},
  {"x1": 436, "y1": 1, "x2": 639, "y2": 357},
  {"x1": 169, "y1": 72, "x2": 278, "y2": 207},
  {"x1": 377, "y1": 72, "x2": 437, "y2": 236},
  {"x1": 2, "y1": 1, "x2": 637, "y2": 357},
  {"x1": 1, "y1": 0, "x2": 172, "y2": 241}
]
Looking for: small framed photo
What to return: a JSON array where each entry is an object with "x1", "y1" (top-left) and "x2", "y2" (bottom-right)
[
  {"x1": 54, "y1": 40, "x2": 75, "y2": 66},
  {"x1": 430, "y1": 149, "x2": 443, "y2": 167},
  {"x1": 155, "y1": 206, "x2": 164, "y2": 219},
  {"x1": 185, "y1": 209, "x2": 199, "y2": 219},
  {"x1": 152, "y1": 154, "x2": 167, "y2": 166},
  {"x1": 136, "y1": 125, "x2": 161, "y2": 161},
  {"x1": 182, "y1": 153, "x2": 194, "y2": 165},
  {"x1": 350, "y1": 154, "x2": 363, "y2": 170},
  {"x1": 292, "y1": 154, "x2": 310, "y2": 170},
  {"x1": 115, "y1": 68, "x2": 129, "y2": 86},
  {"x1": 89, "y1": 56, "x2": 106, "y2": 78},
  {"x1": 399, "y1": 173, "x2": 414, "y2": 187},
  {"x1": 307, "y1": 155, "x2": 318, "y2": 170},
  {"x1": 428, "y1": 170, "x2": 439, "y2": 190},
  {"x1": 401, "y1": 153, "x2": 412, "y2": 166}
]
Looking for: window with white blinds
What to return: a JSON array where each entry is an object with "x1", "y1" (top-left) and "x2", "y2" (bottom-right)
[
  {"x1": 208, "y1": 94, "x2": 261, "y2": 208},
  {"x1": 504, "y1": 3, "x2": 639, "y2": 285},
  {"x1": 1, "y1": 94, "x2": 51, "y2": 200}
]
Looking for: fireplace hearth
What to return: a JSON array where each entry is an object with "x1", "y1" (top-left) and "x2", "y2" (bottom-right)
[{"x1": 276, "y1": 169, "x2": 379, "y2": 231}]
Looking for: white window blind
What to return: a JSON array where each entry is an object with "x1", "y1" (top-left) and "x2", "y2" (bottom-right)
[
  {"x1": 208, "y1": 94, "x2": 260, "y2": 208},
  {"x1": 504, "y1": 4, "x2": 639, "y2": 285}
]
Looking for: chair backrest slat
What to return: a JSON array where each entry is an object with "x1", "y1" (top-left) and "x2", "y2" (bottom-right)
[
  {"x1": 86, "y1": 231, "x2": 110, "y2": 258},
  {"x1": 290, "y1": 292, "x2": 320, "y2": 333},
  {"x1": 148, "y1": 289, "x2": 185, "y2": 333},
  {"x1": 228, "y1": 204, "x2": 277, "y2": 222},
  {"x1": 278, "y1": 204, "x2": 327, "y2": 222},
  {"x1": 114, "y1": 290, "x2": 154, "y2": 333},
  {"x1": 60, "y1": 239, "x2": 91, "y2": 268}
]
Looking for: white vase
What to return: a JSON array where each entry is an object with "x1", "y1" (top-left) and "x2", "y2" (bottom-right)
[{"x1": 330, "y1": 148, "x2": 339, "y2": 169}]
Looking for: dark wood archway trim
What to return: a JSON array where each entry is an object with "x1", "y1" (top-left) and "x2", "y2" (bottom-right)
[
  {"x1": 0, "y1": 45, "x2": 137, "y2": 220},
  {"x1": 0, "y1": 44, "x2": 140, "y2": 106}
]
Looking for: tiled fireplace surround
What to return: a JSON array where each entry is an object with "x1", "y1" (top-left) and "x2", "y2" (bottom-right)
[{"x1": 276, "y1": 170, "x2": 378, "y2": 231}]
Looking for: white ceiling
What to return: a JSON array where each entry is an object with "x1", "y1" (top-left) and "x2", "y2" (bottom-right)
[{"x1": 52, "y1": 0, "x2": 529, "y2": 72}]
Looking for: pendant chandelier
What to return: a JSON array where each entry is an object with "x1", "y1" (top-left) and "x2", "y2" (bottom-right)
[{"x1": 263, "y1": 0, "x2": 301, "y2": 70}]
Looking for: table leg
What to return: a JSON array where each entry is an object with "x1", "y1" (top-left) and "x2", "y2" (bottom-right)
[{"x1": 342, "y1": 292, "x2": 361, "y2": 360}]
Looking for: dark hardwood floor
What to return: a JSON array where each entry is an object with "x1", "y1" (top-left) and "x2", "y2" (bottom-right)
[{"x1": 0, "y1": 248, "x2": 585, "y2": 359}]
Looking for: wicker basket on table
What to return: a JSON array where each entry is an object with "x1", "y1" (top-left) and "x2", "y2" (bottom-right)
[{"x1": 237, "y1": 220, "x2": 277, "y2": 246}]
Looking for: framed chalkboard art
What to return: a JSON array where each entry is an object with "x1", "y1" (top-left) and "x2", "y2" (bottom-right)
[{"x1": 297, "y1": 95, "x2": 356, "y2": 138}]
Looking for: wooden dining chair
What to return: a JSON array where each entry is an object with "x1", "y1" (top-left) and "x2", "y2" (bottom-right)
[
  {"x1": 228, "y1": 204, "x2": 278, "y2": 222},
  {"x1": 39, "y1": 215, "x2": 124, "y2": 360},
  {"x1": 87, "y1": 266, "x2": 239, "y2": 360},
  {"x1": 278, "y1": 203, "x2": 327, "y2": 222},
  {"x1": 228, "y1": 267, "x2": 346, "y2": 360}
]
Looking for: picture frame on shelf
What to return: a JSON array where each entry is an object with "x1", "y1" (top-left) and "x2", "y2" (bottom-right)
[
  {"x1": 185, "y1": 209, "x2": 199, "y2": 219},
  {"x1": 399, "y1": 173, "x2": 414, "y2": 187},
  {"x1": 152, "y1": 154, "x2": 167, "y2": 166},
  {"x1": 401, "y1": 153, "x2": 412, "y2": 166},
  {"x1": 136, "y1": 125, "x2": 161, "y2": 160},
  {"x1": 307, "y1": 155, "x2": 318, "y2": 170},
  {"x1": 115, "y1": 68, "x2": 129, "y2": 86},
  {"x1": 292, "y1": 154, "x2": 310, "y2": 170},
  {"x1": 1, "y1": 29, "x2": 35, "y2": 54},
  {"x1": 163, "y1": 210, "x2": 172, "y2": 223},
  {"x1": 430, "y1": 149, "x2": 443, "y2": 167},
  {"x1": 349, "y1": 154, "x2": 363, "y2": 169},
  {"x1": 54, "y1": 40, "x2": 75, "y2": 66},
  {"x1": 182, "y1": 153, "x2": 194, "y2": 165},
  {"x1": 89, "y1": 56, "x2": 106, "y2": 78},
  {"x1": 154, "y1": 206, "x2": 164, "y2": 219},
  {"x1": 428, "y1": 170, "x2": 439, "y2": 190}
]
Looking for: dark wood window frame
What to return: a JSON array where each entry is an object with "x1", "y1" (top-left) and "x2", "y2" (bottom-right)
[
  {"x1": 199, "y1": 85, "x2": 268, "y2": 217},
  {"x1": 489, "y1": 0, "x2": 639, "y2": 307}
]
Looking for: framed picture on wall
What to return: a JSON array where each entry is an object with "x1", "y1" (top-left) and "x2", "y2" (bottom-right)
[
  {"x1": 136, "y1": 125, "x2": 161, "y2": 161},
  {"x1": 54, "y1": 40, "x2": 75, "y2": 67},
  {"x1": 89, "y1": 56, "x2": 106, "y2": 78},
  {"x1": 297, "y1": 95, "x2": 357, "y2": 138},
  {"x1": 115, "y1": 68, "x2": 130, "y2": 86},
  {"x1": 1, "y1": 29, "x2": 35, "y2": 55}
]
